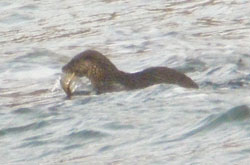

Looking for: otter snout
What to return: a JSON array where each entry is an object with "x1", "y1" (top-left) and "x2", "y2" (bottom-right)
[{"x1": 62, "y1": 63, "x2": 71, "y2": 73}]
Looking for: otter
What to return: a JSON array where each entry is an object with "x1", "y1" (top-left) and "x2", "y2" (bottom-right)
[{"x1": 61, "y1": 50, "x2": 198, "y2": 98}]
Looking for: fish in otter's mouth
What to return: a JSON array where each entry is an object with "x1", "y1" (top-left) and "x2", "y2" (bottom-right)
[
  {"x1": 60, "y1": 72, "x2": 76, "y2": 98},
  {"x1": 60, "y1": 49, "x2": 199, "y2": 98}
]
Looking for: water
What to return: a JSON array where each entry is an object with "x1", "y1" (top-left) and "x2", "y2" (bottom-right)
[{"x1": 0, "y1": 0, "x2": 250, "y2": 164}]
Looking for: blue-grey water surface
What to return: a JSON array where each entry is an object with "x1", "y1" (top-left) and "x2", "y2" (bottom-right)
[{"x1": 0, "y1": 0, "x2": 250, "y2": 164}]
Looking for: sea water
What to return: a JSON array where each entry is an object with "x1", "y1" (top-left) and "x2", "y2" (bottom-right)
[{"x1": 0, "y1": 0, "x2": 250, "y2": 164}]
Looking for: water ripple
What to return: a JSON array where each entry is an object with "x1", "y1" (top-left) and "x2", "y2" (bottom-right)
[
  {"x1": 157, "y1": 105, "x2": 250, "y2": 144},
  {"x1": 66, "y1": 129, "x2": 109, "y2": 140},
  {"x1": 0, "y1": 121, "x2": 48, "y2": 137}
]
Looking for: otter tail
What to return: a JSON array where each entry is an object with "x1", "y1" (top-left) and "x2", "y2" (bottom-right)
[
  {"x1": 128, "y1": 67, "x2": 199, "y2": 89},
  {"x1": 152, "y1": 67, "x2": 199, "y2": 89}
]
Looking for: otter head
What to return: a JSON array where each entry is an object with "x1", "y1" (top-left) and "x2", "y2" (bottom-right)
[
  {"x1": 60, "y1": 50, "x2": 118, "y2": 98},
  {"x1": 62, "y1": 51, "x2": 92, "y2": 77}
]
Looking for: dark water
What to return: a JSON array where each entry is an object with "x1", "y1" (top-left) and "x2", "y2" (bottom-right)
[{"x1": 0, "y1": 0, "x2": 250, "y2": 164}]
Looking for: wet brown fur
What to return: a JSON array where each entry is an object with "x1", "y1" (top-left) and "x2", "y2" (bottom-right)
[{"x1": 62, "y1": 50, "x2": 198, "y2": 95}]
